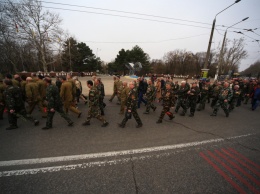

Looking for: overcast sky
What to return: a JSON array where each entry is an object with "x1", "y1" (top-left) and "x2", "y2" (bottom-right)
[{"x1": 42, "y1": 0, "x2": 260, "y2": 71}]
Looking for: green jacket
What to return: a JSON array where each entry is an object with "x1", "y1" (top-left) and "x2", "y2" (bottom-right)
[
  {"x1": 25, "y1": 82, "x2": 41, "y2": 102},
  {"x1": 46, "y1": 84, "x2": 63, "y2": 109},
  {"x1": 126, "y1": 89, "x2": 137, "y2": 110},
  {"x1": 218, "y1": 87, "x2": 233, "y2": 102},
  {"x1": 3, "y1": 85, "x2": 24, "y2": 110},
  {"x1": 160, "y1": 89, "x2": 175, "y2": 107}
]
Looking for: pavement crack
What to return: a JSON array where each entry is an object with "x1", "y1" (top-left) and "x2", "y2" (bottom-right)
[
  {"x1": 173, "y1": 121, "x2": 260, "y2": 152},
  {"x1": 130, "y1": 155, "x2": 139, "y2": 194}
]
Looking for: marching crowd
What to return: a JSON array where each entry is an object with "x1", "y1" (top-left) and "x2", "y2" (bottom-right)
[{"x1": 0, "y1": 73, "x2": 259, "y2": 130}]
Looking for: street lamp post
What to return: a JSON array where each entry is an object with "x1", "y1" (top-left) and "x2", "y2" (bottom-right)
[
  {"x1": 214, "y1": 17, "x2": 249, "y2": 80},
  {"x1": 202, "y1": 0, "x2": 241, "y2": 78}
]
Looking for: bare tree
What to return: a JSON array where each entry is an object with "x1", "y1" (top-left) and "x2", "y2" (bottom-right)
[
  {"x1": 219, "y1": 38, "x2": 248, "y2": 74},
  {"x1": 3, "y1": 0, "x2": 63, "y2": 72}
]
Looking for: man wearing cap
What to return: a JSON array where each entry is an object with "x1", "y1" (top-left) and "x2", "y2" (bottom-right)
[
  {"x1": 42, "y1": 77, "x2": 74, "y2": 130},
  {"x1": 3, "y1": 79, "x2": 39, "y2": 130},
  {"x1": 82, "y1": 80, "x2": 109, "y2": 127},
  {"x1": 229, "y1": 85, "x2": 241, "y2": 111},
  {"x1": 25, "y1": 77, "x2": 47, "y2": 118}
]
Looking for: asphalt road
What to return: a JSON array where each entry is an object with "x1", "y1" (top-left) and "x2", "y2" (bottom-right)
[{"x1": 0, "y1": 76, "x2": 259, "y2": 194}]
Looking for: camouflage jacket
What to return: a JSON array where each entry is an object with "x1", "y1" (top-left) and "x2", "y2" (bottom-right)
[
  {"x1": 96, "y1": 83, "x2": 105, "y2": 98},
  {"x1": 232, "y1": 89, "x2": 242, "y2": 99},
  {"x1": 200, "y1": 83, "x2": 211, "y2": 95},
  {"x1": 176, "y1": 85, "x2": 189, "y2": 98},
  {"x1": 145, "y1": 85, "x2": 156, "y2": 100},
  {"x1": 88, "y1": 86, "x2": 100, "y2": 107},
  {"x1": 3, "y1": 85, "x2": 24, "y2": 110},
  {"x1": 212, "y1": 85, "x2": 223, "y2": 98},
  {"x1": 160, "y1": 89, "x2": 175, "y2": 107},
  {"x1": 188, "y1": 86, "x2": 200, "y2": 99},
  {"x1": 218, "y1": 87, "x2": 233, "y2": 102},
  {"x1": 46, "y1": 84, "x2": 63, "y2": 109},
  {"x1": 126, "y1": 88, "x2": 138, "y2": 110}
]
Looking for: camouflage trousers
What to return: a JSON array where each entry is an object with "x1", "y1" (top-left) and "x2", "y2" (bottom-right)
[
  {"x1": 46, "y1": 106, "x2": 72, "y2": 128},
  {"x1": 145, "y1": 99, "x2": 156, "y2": 112},
  {"x1": 213, "y1": 100, "x2": 229, "y2": 115},
  {"x1": 8, "y1": 107, "x2": 36, "y2": 127},
  {"x1": 175, "y1": 97, "x2": 187, "y2": 113},
  {"x1": 86, "y1": 106, "x2": 106, "y2": 123},
  {"x1": 197, "y1": 93, "x2": 208, "y2": 110},
  {"x1": 187, "y1": 98, "x2": 197, "y2": 114},
  {"x1": 121, "y1": 109, "x2": 142, "y2": 126},
  {"x1": 159, "y1": 106, "x2": 174, "y2": 120}
]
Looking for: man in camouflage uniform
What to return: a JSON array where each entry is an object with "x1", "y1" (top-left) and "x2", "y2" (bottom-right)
[
  {"x1": 211, "y1": 82, "x2": 233, "y2": 117},
  {"x1": 210, "y1": 81, "x2": 222, "y2": 108},
  {"x1": 119, "y1": 81, "x2": 130, "y2": 115},
  {"x1": 242, "y1": 79, "x2": 249, "y2": 104},
  {"x1": 25, "y1": 77, "x2": 47, "y2": 118},
  {"x1": 0, "y1": 78, "x2": 5, "y2": 120},
  {"x1": 197, "y1": 79, "x2": 211, "y2": 111},
  {"x1": 143, "y1": 79, "x2": 157, "y2": 114},
  {"x1": 175, "y1": 81, "x2": 189, "y2": 115},
  {"x1": 186, "y1": 82, "x2": 200, "y2": 117},
  {"x1": 82, "y1": 80, "x2": 109, "y2": 127},
  {"x1": 42, "y1": 77, "x2": 73, "y2": 130},
  {"x1": 229, "y1": 85, "x2": 242, "y2": 112},
  {"x1": 60, "y1": 76, "x2": 82, "y2": 117},
  {"x1": 157, "y1": 83, "x2": 175, "y2": 123},
  {"x1": 3, "y1": 79, "x2": 39, "y2": 130},
  {"x1": 118, "y1": 81, "x2": 142, "y2": 128},
  {"x1": 95, "y1": 78, "x2": 105, "y2": 115}
]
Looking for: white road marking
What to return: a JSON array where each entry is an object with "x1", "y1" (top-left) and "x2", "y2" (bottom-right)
[{"x1": 0, "y1": 133, "x2": 252, "y2": 168}]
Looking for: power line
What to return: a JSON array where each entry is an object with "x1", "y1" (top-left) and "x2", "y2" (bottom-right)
[
  {"x1": 0, "y1": 1, "x2": 224, "y2": 31},
  {"x1": 39, "y1": 0, "x2": 213, "y2": 26},
  {"x1": 82, "y1": 33, "x2": 209, "y2": 44}
]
